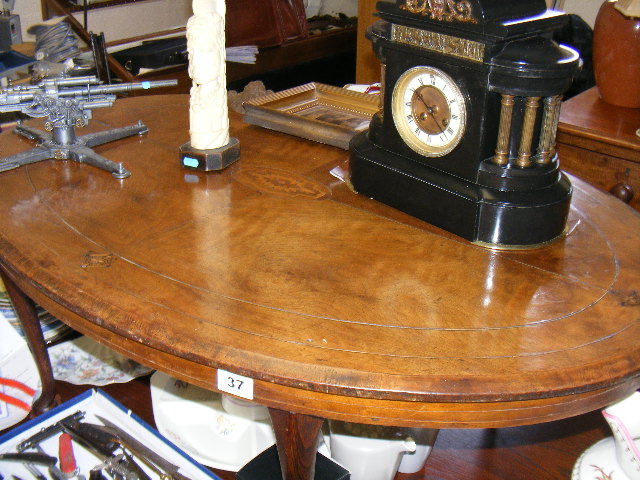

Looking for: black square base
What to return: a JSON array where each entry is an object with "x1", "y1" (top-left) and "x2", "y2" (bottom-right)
[
  {"x1": 179, "y1": 138, "x2": 240, "y2": 171},
  {"x1": 236, "y1": 445, "x2": 350, "y2": 480},
  {"x1": 349, "y1": 132, "x2": 571, "y2": 248}
]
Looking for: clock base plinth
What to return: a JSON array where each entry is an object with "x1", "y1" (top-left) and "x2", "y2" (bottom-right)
[{"x1": 349, "y1": 132, "x2": 572, "y2": 248}]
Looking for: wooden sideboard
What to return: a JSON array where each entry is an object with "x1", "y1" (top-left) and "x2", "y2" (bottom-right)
[{"x1": 556, "y1": 87, "x2": 640, "y2": 211}]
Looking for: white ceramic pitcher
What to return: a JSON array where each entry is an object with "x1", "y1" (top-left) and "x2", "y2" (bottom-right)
[
  {"x1": 329, "y1": 421, "x2": 417, "y2": 480},
  {"x1": 602, "y1": 391, "x2": 640, "y2": 480},
  {"x1": 397, "y1": 428, "x2": 439, "y2": 474}
]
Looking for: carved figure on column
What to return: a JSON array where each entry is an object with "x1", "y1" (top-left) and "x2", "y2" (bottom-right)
[
  {"x1": 179, "y1": 0, "x2": 240, "y2": 171},
  {"x1": 187, "y1": 0, "x2": 229, "y2": 149}
]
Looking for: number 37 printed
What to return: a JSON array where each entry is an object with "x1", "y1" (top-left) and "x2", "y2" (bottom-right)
[{"x1": 217, "y1": 369, "x2": 254, "y2": 400}]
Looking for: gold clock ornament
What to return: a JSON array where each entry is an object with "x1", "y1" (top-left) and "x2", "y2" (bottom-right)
[{"x1": 391, "y1": 66, "x2": 467, "y2": 157}]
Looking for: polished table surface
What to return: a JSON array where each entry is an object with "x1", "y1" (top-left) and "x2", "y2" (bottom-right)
[{"x1": 1, "y1": 94, "x2": 639, "y2": 478}]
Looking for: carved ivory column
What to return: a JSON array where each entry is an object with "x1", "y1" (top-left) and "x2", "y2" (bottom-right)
[
  {"x1": 188, "y1": 0, "x2": 228, "y2": 149},
  {"x1": 179, "y1": 0, "x2": 240, "y2": 171}
]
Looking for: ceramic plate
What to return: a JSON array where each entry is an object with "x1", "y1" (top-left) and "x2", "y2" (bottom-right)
[
  {"x1": 572, "y1": 437, "x2": 632, "y2": 480},
  {"x1": 0, "y1": 304, "x2": 73, "y2": 345},
  {"x1": 48, "y1": 335, "x2": 153, "y2": 385}
]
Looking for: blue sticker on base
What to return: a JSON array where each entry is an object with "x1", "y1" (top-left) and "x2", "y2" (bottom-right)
[{"x1": 183, "y1": 157, "x2": 199, "y2": 168}]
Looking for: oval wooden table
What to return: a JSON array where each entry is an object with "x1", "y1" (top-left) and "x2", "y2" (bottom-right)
[{"x1": 1, "y1": 94, "x2": 639, "y2": 479}]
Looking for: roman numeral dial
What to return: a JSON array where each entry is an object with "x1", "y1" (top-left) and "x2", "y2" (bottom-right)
[{"x1": 392, "y1": 66, "x2": 467, "y2": 157}]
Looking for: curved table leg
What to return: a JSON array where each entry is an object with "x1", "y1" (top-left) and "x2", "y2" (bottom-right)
[
  {"x1": 0, "y1": 267, "x2": 57, "y2": 414},
  {"x1": 269, "y1": 408, "x2": 325, "y2": 480}
]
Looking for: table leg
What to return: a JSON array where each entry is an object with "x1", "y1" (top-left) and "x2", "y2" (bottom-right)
[
  {"x1": 0, "y1": 267, "x2": 57, "y2": 414},
  {"x1": 269, "y1": 408, "x2": 325, "y2": 480}
]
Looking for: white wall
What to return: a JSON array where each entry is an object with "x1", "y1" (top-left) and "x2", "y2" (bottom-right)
[
  {"x1": 317, "y1": 0, "x2": 357, "y2": 17},
  {"x1": 559, "y1": 0, "x2": 603, "y2": 27},
  {"x1": 14, "y1": 0, "x2": 191, "y2": 42},
  {"x1": 14, "y1": 0, "x2": 43, "y2": 40}
]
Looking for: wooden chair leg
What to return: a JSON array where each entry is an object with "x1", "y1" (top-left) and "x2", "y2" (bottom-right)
[{"x1": 0, "y1": 267, "x2": 57, "y2": 415}]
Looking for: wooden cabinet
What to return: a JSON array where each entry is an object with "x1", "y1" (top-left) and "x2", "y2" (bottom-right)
[{"x1": 556, "y1": 88, "x2": 640, "y2": 211}]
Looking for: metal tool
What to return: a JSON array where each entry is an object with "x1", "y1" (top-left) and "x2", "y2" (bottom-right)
[
  {"x1": 59, "y1": 420, "x2": 118, "y2": 458},
  {"x1": 60, "y1": 419, "x2": 144, "y2": 480},
  {"x1": 22, "y1": 463, "x2": 46, "y2": 480},
  {"x1": 31, "y1": 440, "x2": 71, "y2": 480},
  {"x1": 0, "y1": 452, "x2": 56, "y2": 465},
  {"x1": 13, "y1": 411, "x2": 84, "y2": 480},
  {"x1": 90, "y1": 454, "x2": 138, "y2": 480},
  {"x1": 60, "y1": 420, "x2": 151, "y2": 480},
  {"x1": 17, "y1": 411, "x2": 85, "y2": 452},
  {"x1": 0, "y1": 75, "x2": 177, "y2": 179},
  {"x1": 94, "y1": 415, "x2": 192, "y2": 480}
]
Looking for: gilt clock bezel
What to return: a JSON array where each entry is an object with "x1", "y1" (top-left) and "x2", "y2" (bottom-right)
[{"x1": 391, "y1": 65, "x2": 467, "y2": 158}]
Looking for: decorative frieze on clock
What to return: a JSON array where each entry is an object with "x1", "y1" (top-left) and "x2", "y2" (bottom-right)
[
  {"x1": 400, "y1": 0, "x2": 477, "y2": 24},
  {"x1": 391, "y1": 24, "x2": 485, "y2": 63}
]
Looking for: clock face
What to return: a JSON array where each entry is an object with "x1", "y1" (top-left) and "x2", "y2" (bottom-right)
[{"x1": 391, "y1": 66, "x2": 467, "y2": 157}]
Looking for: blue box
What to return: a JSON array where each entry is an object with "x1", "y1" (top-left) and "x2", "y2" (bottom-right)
[{"x1": 0, "y1": 388, "x2": 221, "y2": 479}]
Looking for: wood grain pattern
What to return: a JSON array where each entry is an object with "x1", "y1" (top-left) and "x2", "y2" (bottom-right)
[
  {"x1": 269, "y1": 409, "x2": 325, "y2": 480},
  {"x1": 0, "y1": 94, "x2": 638, "y2": 436}
]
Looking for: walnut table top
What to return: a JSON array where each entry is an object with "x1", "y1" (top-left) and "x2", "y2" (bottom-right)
[{"x1": 0, "y1": 94, "x2": 639, "y2": 478}]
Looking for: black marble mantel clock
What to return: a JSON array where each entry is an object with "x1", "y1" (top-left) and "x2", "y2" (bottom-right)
[{"x1": 349, "y1": 0, "x2": 581, "y2": 247}]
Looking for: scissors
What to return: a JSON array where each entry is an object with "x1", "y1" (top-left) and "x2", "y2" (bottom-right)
[{"x1": 0, "y1": 378, "x2": 36, "y2": 412}]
